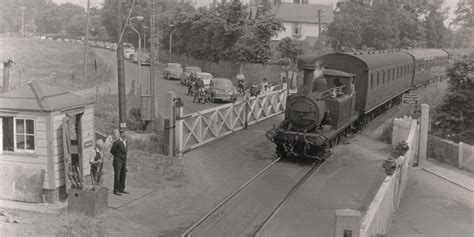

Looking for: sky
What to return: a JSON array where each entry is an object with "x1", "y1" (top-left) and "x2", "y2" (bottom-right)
[{"x1": 52, "y1": 0, "x2": 461, "y2": 26}]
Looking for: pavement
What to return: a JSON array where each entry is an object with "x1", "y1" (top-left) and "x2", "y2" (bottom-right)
[{"x1": 389, "y1": 159, "x2": 474, "y2": 237}]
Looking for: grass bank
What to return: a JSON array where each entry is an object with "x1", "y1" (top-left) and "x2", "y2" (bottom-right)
[{"x1": 0, "y1": 37, "x2": 113, "y2": 91}]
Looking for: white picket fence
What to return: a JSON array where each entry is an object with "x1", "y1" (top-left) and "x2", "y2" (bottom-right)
[
  {"x1": 175, "y1": 86, "x2": 287, "y2": 153},
  {"x1": 360, "y1": 117, "x2": 420, "y2": 236}
]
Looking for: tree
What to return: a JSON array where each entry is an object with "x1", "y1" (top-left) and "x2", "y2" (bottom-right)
[
  {"x1": 276, "y1": 37, "x2": 302, "y2": 62},
  {"x1": 362, "y1": 2, "x2": 400, "y2": 49},
  {"x1": 451, "y1": 0, "x2": 474, "y2": 28},
  {"x1": 424, "y1": 4, "x2": 449, "y2": 48},
  {"x1": 397, "y1": 3, "x2": 426, "y2": 48},
  {"x1": 433, "y1": 56, "x2": 474, "y2": 144},
  {"x1": 328, "y1": 3, "x2": 368, "y2": 51},
  {"x1": 158, "y1": 1, "x2": 282, "y2": 64},
  {"x1": 451, "y1": 27, "x2": 474, "y2": 48}
]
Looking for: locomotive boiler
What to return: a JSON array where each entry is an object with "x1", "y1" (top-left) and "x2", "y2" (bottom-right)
[{"x1": 266, "y1": 55, "x2": 359, "y2": 159}]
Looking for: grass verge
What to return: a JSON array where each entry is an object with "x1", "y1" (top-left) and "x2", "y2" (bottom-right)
[{"x1": 0, "y1": 37, "x2": 113, "y2": 91}]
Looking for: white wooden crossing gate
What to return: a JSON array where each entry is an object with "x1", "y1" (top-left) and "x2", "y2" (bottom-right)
[{"x1": 176, "y1": 86, "x2": 287, "y2": 154}]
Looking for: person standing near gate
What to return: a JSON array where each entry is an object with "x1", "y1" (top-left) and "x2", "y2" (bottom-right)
[
  {"x1": 89, "y1": 139, "x2": 105, "y2": 186},
  {"x1": 110, "y1": 129, "x2": 128, "y2": 196}
]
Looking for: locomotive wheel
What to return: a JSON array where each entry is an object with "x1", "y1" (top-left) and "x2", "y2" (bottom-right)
[{"x1": 276, "y1": 144, "x2": 287, "y2": 159}]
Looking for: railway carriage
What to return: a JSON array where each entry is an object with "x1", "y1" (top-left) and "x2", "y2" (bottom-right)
[{"x1": 404, "y1": 48, "x2": 449, "y2": 87}]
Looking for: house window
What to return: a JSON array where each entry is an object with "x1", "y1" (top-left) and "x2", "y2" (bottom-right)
[
  {"x1": 1, "y1": 117, "x2": 35, "y2": 153},
  {"x1": 293, "y1": 24, "x2": 302, "y2": 36}
]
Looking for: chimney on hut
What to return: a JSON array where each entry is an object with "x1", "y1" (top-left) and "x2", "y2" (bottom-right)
[{"x1": 3, "y1": 59, "x2": 13, "y2": 93}]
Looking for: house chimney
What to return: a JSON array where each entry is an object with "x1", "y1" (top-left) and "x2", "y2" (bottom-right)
[{"x1": 3, "y1": 59, "x2": 13, "y2": 93}]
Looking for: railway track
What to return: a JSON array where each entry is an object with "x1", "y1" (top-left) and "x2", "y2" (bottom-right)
[{"x1": 181, "y1": 158, "x2": 323, "y2": 237}]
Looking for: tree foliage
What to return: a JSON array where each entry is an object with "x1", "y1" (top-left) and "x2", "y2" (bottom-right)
[
  {"x1": 433, "y1": 56, "x2": 474, "y2": 144},
  {"x1": 328, "y1": 1, "x2": 450, "y2": 51},
  {"x1": 156, "y1": 1, "x2": 283, "y2": 63},
  {"x1": 451, "y1": 0, "x2": 474, "y2": 28},
  {"x1": 276, "y1": 37, "x2": 303, "y2": 62}
]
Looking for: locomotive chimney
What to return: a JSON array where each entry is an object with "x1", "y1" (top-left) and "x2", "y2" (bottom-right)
[{"x1": 297, "y1": 55, "x2": 320, "y2": 92}]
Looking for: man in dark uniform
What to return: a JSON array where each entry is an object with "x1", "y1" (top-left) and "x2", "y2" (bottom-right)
[{"x1": 110, "y1": 129, "x2": 128, "y2": 196}]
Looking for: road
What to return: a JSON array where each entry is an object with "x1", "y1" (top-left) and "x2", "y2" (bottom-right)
[{"x1": 78, "y1": 47, "x2": 227, "y2": 117}]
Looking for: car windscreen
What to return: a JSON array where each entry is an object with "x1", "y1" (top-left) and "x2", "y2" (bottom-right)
[
  {"x1": 168, "y1": 64, "x2": 182, "y2": 69},
  {"x1": 187, "y1": 67, "x2": 201, "y2": 73}
]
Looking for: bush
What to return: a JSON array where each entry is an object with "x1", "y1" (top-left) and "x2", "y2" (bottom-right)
[{"x1": 379, "y1": 121, "x2": 393, "y2": 144}]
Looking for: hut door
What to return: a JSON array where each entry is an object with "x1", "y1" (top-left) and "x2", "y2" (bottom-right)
[{"x1": 62, "y1": 113, "x2": 84, "y2": 193}]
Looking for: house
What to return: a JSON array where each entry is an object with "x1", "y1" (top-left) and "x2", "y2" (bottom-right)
[
  {"x1": 271, "y1": 2, "x2": 334, "y2": 45},
  {"x1": 0, "y1": 81, "x2": 96, "y2": 203}
]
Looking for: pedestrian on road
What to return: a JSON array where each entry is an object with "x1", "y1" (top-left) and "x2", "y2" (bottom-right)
[
  {"x1": 261, "y1": 78, "x2": 269, "y2": 94},
  {"x1": 236, "y1": 72, "x2": 245, "y2": 95},
  {"x1": 90, "y1": 139, "x2": 105, "y2": 186},
  {"x1": 110, "y1": 129, "x2": 128, "y2": 196}
]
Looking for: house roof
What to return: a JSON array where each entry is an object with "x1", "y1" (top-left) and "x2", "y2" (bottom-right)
[
  {"x1": 273, "y1": 3, "x2": 334, "y2": 24},
  {"x1": 0, "y1": 81, "x2": 94, "y2": 112}
]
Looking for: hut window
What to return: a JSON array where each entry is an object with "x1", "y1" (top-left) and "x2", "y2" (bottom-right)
[
  {"x1": 15, "y1": 118, "x2": 35, "y2": 151},
  {"x1": 2, "y1": 117, "x2": 14, "y2": 152}
]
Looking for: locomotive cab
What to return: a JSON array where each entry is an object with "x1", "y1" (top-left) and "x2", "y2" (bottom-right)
[{"x1": 321, "y1": 70, "x2": 356, "y2": 130}]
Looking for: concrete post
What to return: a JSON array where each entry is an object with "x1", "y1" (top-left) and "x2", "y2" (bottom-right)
[
  {"x1": 418, "y1": 104, "x2": 429, "y2": 168},
  {"x1": 176, "y1": 105, "x2": 184, "y2": 157},
  {"x1": 458, "y1": 142, "x2": 465, "y2": 169},
  {"x1": 335, "y1": 209, "x2": 361, "y2": 237},
  {"x1": 164, "y1": 91, "x2": 176, "y2": 157}
]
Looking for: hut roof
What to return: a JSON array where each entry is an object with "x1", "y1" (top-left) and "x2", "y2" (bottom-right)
[{"x1": 0, "y1": 81, "x2": 94, "y2": 112}]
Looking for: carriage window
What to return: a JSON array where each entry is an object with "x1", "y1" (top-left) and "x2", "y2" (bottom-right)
[
  {"x1": 392, "y1": 68, "x2": 395, "y2": 81},
  {"x1": 397, "y1": 67, "x2": 399, "y2": 79},
  {"x1": 382, "y1": 70, "x2": 385, "y2": 84},
  {"x1": 377, "y1": 72, "x2": 380, "y2": 86},
  {"x1": 370, "y1": 73, "x2": 374, "y2": 89}
]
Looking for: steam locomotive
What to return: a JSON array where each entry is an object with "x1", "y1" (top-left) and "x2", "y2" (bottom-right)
[{"x1": 266, "y1": 49, "x2": 449, "y2": 159}]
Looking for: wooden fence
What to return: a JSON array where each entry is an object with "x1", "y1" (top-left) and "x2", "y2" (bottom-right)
[
  {"x1": 175, "y1": 85, "x2": 287, "y2": 153},
  {"x1": 359, "y1": 117, "x2": 420, "y2": 236}
]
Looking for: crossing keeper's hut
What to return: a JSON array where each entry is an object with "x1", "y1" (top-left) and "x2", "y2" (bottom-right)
[{"x1": 0, "y1": 81, "x2": 96, "y2": 203}]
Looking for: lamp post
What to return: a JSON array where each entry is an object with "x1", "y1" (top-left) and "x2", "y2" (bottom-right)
[
  {"x1": 169, "y1": 25, "x2": 177, "y2": 63},
  {"x1": 129, "y1": 16, "x2": 144, "y2": 95},
  {"x1": 317, "y1": 8, "x2": 325, "y2": 49},
  {"x1": 19, "y1": 6, "x2": 26, "y2": 37}
]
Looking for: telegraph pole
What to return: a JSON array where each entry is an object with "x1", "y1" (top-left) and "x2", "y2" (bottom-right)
[
  {"x1": 20, "y1": 6, "x2": 26, "y2": 37},
  {"x1": 83, "y1": 0, "x2": 90, "y2": 81},
  {"x1": 317, "y1": 8, "x2": 324, "y2": 49},
  {"x1": 116, "y1": 0, "x2": 127, "y2": 131}
]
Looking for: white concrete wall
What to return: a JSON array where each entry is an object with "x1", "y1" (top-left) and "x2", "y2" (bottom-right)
[{"x1": 273, "y1": 22, "x2": 321, "y2": 41}]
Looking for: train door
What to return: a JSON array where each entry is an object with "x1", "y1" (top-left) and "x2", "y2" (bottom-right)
[{"x1": 62, "y1": 113, "x2": 84, "y2": 193}]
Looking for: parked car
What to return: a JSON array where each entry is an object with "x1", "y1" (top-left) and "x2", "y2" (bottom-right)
[
  {"x1": 196, "y1": 72, "x2": 213, "y2": 88},
  {"x1": 180, "y1": 66, "x2": 202, "y2": 85},
  {"x1": 110, "y1": 43, "x2": 118, "y2": 51},
  {"x1": 139, "y1": 53, "x2": 151, "y2": 66},
  {"x1": 163, "y1": 63, "x2": 184, "y2": 80},
  {"x1": 209, "y1": 78, "x2": 238, "y2": 103}
]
